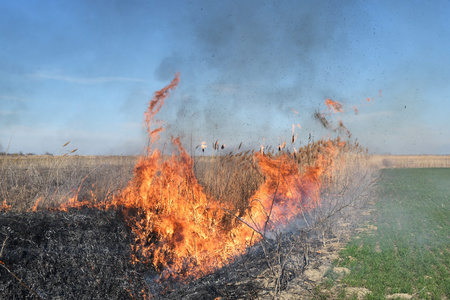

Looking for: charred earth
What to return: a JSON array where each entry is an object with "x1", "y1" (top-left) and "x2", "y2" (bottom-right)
[{"x1": 0, "y1": 209, "x2": 149, "y2": 299}]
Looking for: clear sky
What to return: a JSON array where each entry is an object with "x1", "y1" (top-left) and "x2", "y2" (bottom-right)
[{"x1": 1, "y1": 0, "x2": 449, "y2": 155}]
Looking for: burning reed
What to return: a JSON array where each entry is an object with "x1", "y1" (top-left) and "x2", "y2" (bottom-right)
[{"x1": 1, "y1": 74, "x2": 377, "y2": 298}]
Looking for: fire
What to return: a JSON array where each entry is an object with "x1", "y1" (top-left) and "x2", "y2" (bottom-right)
[
  {"x1": 1, "y1": 200, "x2": 11, "y2": 212},
  {"x1": 77, "y1": 75, "x2": 252, "y2": 282},
  {"x1": 31, "y1": 196, "x2": 42, "y2": 212},
  {"x1": 325, "y1": 98, "x2": 344, "y2": 113},
  {"x1": 145, "y1": 73, "x2": 180, "y2": 145},
  {"x1": 58, "y1": 74, "x2": 347, "y2": 284},
  {"x1": 244, "y1": 139, "x2": 345, "y2": 232},
  {"x1": 111, "y1": 137, "x2": 252, "y2": 281}
]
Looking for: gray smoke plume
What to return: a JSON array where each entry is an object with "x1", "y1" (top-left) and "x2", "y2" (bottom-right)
[{"x1": 154, "y1": 0, "x2": 366, "y2": 148}]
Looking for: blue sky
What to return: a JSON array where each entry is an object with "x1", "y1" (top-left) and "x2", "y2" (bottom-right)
[{"x1": 1, "y1": 0, "x2": 449, "y2": 155}]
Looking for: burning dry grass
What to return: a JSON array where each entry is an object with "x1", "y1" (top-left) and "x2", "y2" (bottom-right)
[
  {"x1": 155, "y1": 146, "x2": 377, "y2": 299},
  {"x1": 0, "y1": 141, "x2": 376, "y2": 298},
  {"x1": 0, "y1": 75, "x2": 380, "y2": 298}
]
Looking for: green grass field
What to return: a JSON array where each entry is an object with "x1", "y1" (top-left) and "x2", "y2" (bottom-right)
[{"x1": 331, "y1": 168, "x2": 450, "y2": 299}]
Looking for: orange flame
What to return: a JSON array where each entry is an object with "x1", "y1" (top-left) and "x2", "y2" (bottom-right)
[
  {"x1": 58, "y1": 74, "x2": 348, "y2": 284},
  {"x1": 325, "y1": 98, "x2": 344, "y2": 113},
  {"x1": 1, "y1": 200, "x2": 11, "y2": 212},
  {"x1": 145, "y1": 73, "x2": 180, "y2": 145},
  {"x1": 31, "y1": 196, "x2": 42, "y2": 212},
  {"x1": 244, "y1": 139, "x2": 345, "y2": 231},
  {"x1": 110, "y1": 137, "x2": 252, "y2": 281}
]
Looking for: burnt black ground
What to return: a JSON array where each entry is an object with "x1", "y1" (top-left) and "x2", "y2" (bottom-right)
[
  {"x1": 0, "y1": 208, "x2": 310, "y2": 300},
  {"x1": 0, "y1": 209, "x2": 149, "y2": 300},
  {"x1": 0, "y1": 207, "x2": 354, "y2": 300}
]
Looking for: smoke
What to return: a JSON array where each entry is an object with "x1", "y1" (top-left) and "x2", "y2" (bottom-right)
[
  {"x1": 3, "y1": 0, "x2": 446, "y2": 154},
  {"x1": 152, "y1": 0, "x2": 367, "y2": 147},
  {"x1": 191, "y1": 1, "x2": 351, "y2": 91}
]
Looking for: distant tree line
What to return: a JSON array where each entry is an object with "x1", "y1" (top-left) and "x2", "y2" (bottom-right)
[{"x1": 0, "y1": 152, "x2": 53, "y2": 156}]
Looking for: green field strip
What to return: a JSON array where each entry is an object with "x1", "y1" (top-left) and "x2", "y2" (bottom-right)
[{"x1": 335, "y1": 168, "x2": 450, "y2": 299}]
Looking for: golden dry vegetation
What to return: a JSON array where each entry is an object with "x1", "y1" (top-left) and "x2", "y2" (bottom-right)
[
  {"x1": 369, "y1": 155, "x2": 450, "y2": 168},
  {"x1": 5, "y1": 138, "x2": 447, "y2": 298},
  {"x1": 0, "y1": 155, "x2": 137, "y2": 211},
  {"x1": 0, "y1": 139, "x2": 381, "y2": 298}
]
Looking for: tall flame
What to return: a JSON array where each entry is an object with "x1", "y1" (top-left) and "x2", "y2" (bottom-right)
[
  {"x1": 111, "y1": 137, "x2": 251, "y2": 281},
  {"x1": 244, "y1": 139, "x2": 345, "y2": 233},
  {"x1": 60, "y1": 74, "x2": 347, "y2": 283},
  {"x1": 103, "y1": 75, "x2": 253, "y2": 281},
  {"x1": 145, "y1": 73, "x2": 180, "y2": 145}
]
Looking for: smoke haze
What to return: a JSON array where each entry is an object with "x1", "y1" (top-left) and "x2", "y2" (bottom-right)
[{"x1": 0, "y1": 0, "x2": 449, "y2": 154}]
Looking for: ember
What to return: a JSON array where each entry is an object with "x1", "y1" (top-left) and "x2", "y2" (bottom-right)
[{"x1": 325, "y1": 98, "x2": 344, "y2": 113}]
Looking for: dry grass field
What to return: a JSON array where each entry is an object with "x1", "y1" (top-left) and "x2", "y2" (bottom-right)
[
  {"x1": 1, "y1": 147, "x2": 448, "y2": 299},
  {"x1": 0, "y1": 155, "x2": 137, "y2": 211},
  {"x1": 0, "y1": 138, "x2": 380, "y2": 299},
  {"x1": 0, "y1": 77, "x2": 445, "y2": 298},
  {"x1": 1, "y1": 152, "x2": 445, "y2": 213},
  {"x1": 368, "y1": 155, "x2": 450, "y2": 169}
]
